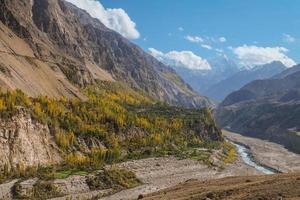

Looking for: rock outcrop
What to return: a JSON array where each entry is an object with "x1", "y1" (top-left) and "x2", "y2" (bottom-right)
[{"x1": 0, "y1": 109, "x2": 62, "y2": 170}]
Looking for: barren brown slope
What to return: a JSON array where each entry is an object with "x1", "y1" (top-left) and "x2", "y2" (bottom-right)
[
  {"x1": 0, "y1": 22, "x2": 86, "y2": 98},
  {"x1": 144, "y1": 173, "x2": 300, "y2": 200},
  {"x1": 0, "y1": 0, "x2": 212, "y2": 107}
]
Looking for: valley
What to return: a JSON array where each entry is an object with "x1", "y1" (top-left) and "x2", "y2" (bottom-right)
[
  {"x1": 224, "y1": 130, "x2": 300, "y2": 173},
  {"x1": 0, "y1": 0, "x2": 300, "y2": 199},
  {"x1": 100, "y1": 130, "x2": 300, "y2": 200},
  {"x1": 143, "y1": 130, "x2": 300, "y2": 200},
  {"x1": 1, "y1": 128, "x2": 299, "y2": 199}
]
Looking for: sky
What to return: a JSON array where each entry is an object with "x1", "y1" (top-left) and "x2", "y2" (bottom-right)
[{"x1": 66, "y1": 0, "x2": 300, "y2": 70}]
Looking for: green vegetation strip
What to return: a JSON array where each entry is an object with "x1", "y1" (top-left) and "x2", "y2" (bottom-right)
[{"x1": 0, "y1": 81, "x2": 222, "y2": 183}]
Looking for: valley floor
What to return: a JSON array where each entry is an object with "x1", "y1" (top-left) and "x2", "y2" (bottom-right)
[
  {"x1": 100, "y1": 154, "x2": 261, "y2": 200},
  {"x1": 223, "y1": 130, "x2": 300, "y2": 173},
  {"x1": 2, "y1": 130, "x2": 299, "y2": 200},
  {"x1": 101, "y1": 130, "x2": 300, "y2": 200}
]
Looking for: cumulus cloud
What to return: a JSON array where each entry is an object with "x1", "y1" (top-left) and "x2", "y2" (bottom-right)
[
  {"x1": 201, "y1": 44, "x2": 213, "y2": 50},
  {"x1": 232, "y1": 45, "x2": 296, "y2": 67},
  {"x1": 178, "y1": 27, "x2": 184, "y2": 31},
  {"x1": 185, "y1": 35, "x2": 204, "y2": 43},
  {"x1": 283, "y1": 34, "x2": 296, "y2": 43},
  {"x1": 148, "y1": 48, "x2": 211, "y2": 70},
  {"x1": 65, "y1": 0, "x2": 140, "y2": 39},
  {"x1": 219, "y1": 37, "x2": 227, "y2": 43}
]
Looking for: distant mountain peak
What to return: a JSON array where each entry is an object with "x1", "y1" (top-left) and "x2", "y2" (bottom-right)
[{"x1": 205, "y1": 61, "x2": 287, "y2": 101}]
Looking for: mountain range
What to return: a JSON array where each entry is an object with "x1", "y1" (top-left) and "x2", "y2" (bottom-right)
[
  {"x1": 172, "y1": 56, "x2": 239, "y2": 99},
  {"x1": 206, "y1": 61, "x2": 287, "y2": 101},
  {"x1": 0, "y1": 0, "x2": 212, "y2": 108},
  {"x1": 216, "y1": 64, "x2": 300, "y2": 153},
  {"x1": 171, "y1": 58, "x2": 287, "y2": 102}
]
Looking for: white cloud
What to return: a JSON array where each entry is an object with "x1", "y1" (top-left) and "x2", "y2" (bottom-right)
[
  {"x1": 216, "y1": 49, "x2": 223, "y2": 53},
  {"x1": 283, "y1": 34, "x2": 296, "y2": 43},
  {"x1": 149, "y1": 48, "x2": 211, "y2": 70},
  {"x1": 232, "y1": 45, "x2": 296, "y2": 68},
  {"x1": 201, "y1": 44, "x2": 213, "y2": 50},
  {"x1": 185, "y1": 35, "x2": 204, "y2": 43},
  {"x1": 219, "y1": 37, "x2": 227, "y2": 43},
  {"x1": 178, "y1": 27, "x2": 184, "y2": 31},
  {"x1": 65, "y1": 0, "x2": 140, "y2": 39}
]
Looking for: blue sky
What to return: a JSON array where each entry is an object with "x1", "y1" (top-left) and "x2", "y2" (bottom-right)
[
  {"x1": 101, "y1": 0, "x2": 300, "y2": 66},
  {"x1": 69, "y1": 0, "x2": 300, "y2": 69}
]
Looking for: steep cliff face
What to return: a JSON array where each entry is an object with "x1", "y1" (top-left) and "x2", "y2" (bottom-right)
[
  {"x1": 0, "y1": 109, "x2": 62, "y2": 171},
  {"x1": 0, "y1": 0, "x2": 212, "y2": 108}
]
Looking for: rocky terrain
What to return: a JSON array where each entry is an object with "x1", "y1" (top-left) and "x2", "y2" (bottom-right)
[
  {"x1": 0, "y1": 150, "x2": 261, "y2": 200},
  {"x1": 144, "y1": 173, "x2": 300, "y2": 200},
  {"x1": 0, "y1": 169, "x2": 134, "y2": 200},
  {"x1": 216, "y1": 66, "x2": 300, "y2": 153},
  {"x1": 100, "y1": 155, "x2": 261, "y2": 200},
  {"x1": 0, "y1": 0, "x2": 212, "y2": 108},
  {"x1": 0, "y1": 109, "x2": 62, "y2": 171}
]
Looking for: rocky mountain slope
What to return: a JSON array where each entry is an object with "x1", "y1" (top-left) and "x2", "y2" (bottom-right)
[
  {"x1": 206, "y1": 61, "x2": 287, "y2": 101},
  {"x1": 216, "y1": 68, "x2": 300, "y2": 153},
  {"x1": 0, "y1": 0, "x2": 212, "y2": 108},
  {"x1": 273, "y1": 64, "x2": 300, "y2": 79}
]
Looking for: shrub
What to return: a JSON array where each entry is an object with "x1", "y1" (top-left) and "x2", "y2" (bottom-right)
[
  {"x1": 86, "y1": 168, "x2": 141, "y2": 191},
  {"x1": 223, "y1": 142, "x2": 238, "y2": 164}
]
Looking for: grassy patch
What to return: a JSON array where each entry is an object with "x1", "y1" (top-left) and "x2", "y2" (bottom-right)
[
  {"x1": 51, "y1": 169, "x2": 89, "y2": 179},
  {"x1": 175, "y1": 147, "x2": 214, "y2": 166},
  {"x1": 0, "y1": 164, "x2": 95, "y2": 185},
  {"x1": 86, "y1": 168, "x2": 141, "y2": 191}
]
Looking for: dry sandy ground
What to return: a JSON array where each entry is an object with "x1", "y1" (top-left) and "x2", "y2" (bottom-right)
[
  {"x1": 100, "y1": 155, "x2": 261, "y2": 200},
  {"x1": 144, "y1": 173, "x2": 300, "y2": 200},
  {"x1": 224, "y1": 130, "x2": 300, "y2": 173}
]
